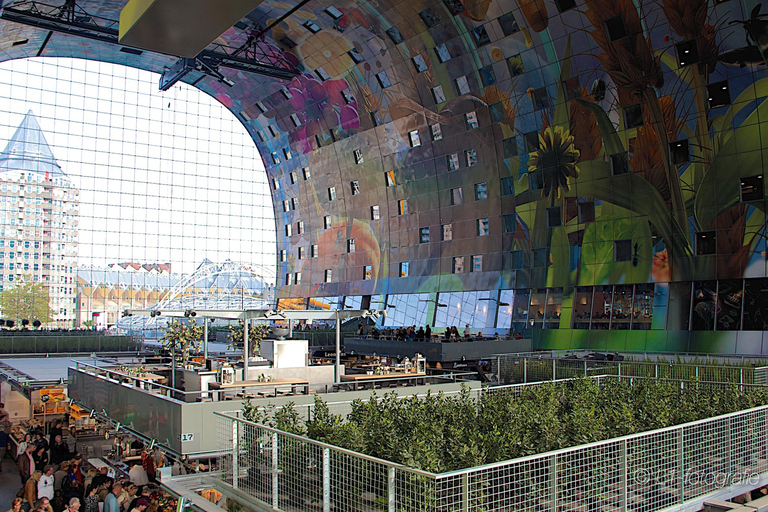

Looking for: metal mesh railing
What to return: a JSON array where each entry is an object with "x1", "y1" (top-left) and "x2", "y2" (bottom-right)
[
  {"x1": 217, "y1": 387, "x2": 768, "y2": 512},
  {"x1": 494, "y1": 355, "x2": 768, "y2": 386}
]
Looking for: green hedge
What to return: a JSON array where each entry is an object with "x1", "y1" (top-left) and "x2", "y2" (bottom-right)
[
  {"x1": 0, "y1": 335, "x2": 138, "y2": 353},
  {"x1": 246, "y1": 378, "x2": 768, "y2": 473}
]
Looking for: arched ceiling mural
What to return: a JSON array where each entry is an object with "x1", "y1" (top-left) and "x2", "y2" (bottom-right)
[{"x1": 2, "y1": 0, "x2": 768, "y2": 351}]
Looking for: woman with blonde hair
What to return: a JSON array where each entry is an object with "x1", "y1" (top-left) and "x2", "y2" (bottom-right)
[
  {"x1": 6, "y1": 497, "x2": 22, "y2": 512},
  {"x1": 24, "y1": 470, "x2": 43, "y2": 509}
]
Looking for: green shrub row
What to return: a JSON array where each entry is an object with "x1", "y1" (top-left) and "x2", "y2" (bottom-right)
[{"x1": 245, "y1": 378, "x2": 768, "y2": 473}]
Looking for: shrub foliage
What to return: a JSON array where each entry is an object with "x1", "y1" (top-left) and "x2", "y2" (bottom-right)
[{"x1": 244, "y1": 378, "x2": 768, "y2": 473}]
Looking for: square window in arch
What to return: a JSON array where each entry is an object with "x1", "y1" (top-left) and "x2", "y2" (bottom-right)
[
  {"x1": 614, "y1": 239, "x2": 632, "y2": 262},
  {"x1": 741, "y1": 175, "x2": 764, "y2": 202},
  {"x1": 473, "y1": 25, "x2": 490, "y2": 45},
  {"x1": 304, "y1": 20, "x2": 321, "y2": 33},
  {"x1": 420, "y1": 227, "x2": 430, "y2": 243},
  {"x1": 354, "y1": 148, "x2": 364, "y2": 165},
  {"x1": 669, "y1": 140, "x2": 690, "y2": 165},
  {"x1": 471, "y1": 255, "x2": 483, "y2": 272},
  {"x1": 325, "y1": 6, "x2": 343, "y2": 19},
  {"x1": 376, "y1": 72, "x2": 392, "y2": 88},
  {"x1": 502, "y1": 214, "x2": 516, "y2": 233},
  {"x1": 435, "y1": 44, "x2": 451, "y2": 63},
  {"x1": 695, "y1": 231, "x2": 716, "y2": 256},
  {"x1": 453, "y1": 256, "x2": 465, "y2": 273},
  {"x1": 432, "y1": 85, "x2": 447, "y2": 104},
  {"x1": 386, "y1": 26, "x2": 405, "y2": 44},
  {"x1": 480, "y1": 65, "x2": 496, "y2": 87},
  {"x1": 447, "y1": 154, "x2": 460, "y2": 171},
  {"x1": 477, "y1": 218, "x2": 489, "y2": 236},
  {"x1": 443, "y1": 0, "x2": 465, "y2": 15},
  {"x1": 555, "y1": 0, "x2": 576, "y2": 13},
  {"x1": 507, "y1": 54, "x2": 525, "y2": 76},
  {"x1": 451, "y1": 187, "x2": 463, "y2": 205},
  {"x1": 399, "y1": 261, "x2": 410, "y2": 277},
  {"x1": 465, "y1": 149, "x2": 478, "y2": 167},
  {"x1": 371, "y1": 205, "x2": 380, "y2": 220},
  {"x1": 499, "y1": 12, "x2": 519, "y2": 36},
  {"x1": 270, "y1": 153, "x2": 279, "y2": 165},
  {"x1": 624, "y1": 103, "x2": 644, "y2": 129},
  {"x1": 409, "y1": 130, "x2": 421, "y2": 147},
  {"x1": 489, "y1": 101, "x2": 506, "y2": 123},
  {"x1": 412, "y1": 54, "x2": 428, "y2": 73},
  {"x1": 351, "y1": 180, "x2": 360, "y2": 195},
  {"x1": 442, "y1": 223, "x2": 453, "y2": 241},
  {"x1": 312, "y1": 244, "x2": 319, "y2": 258},
  {"x1": 348, "y1": 48, "x2": 365, "y2": 63},
  {"x1": 324, "y1": 269, "x2": 332, "y2": 282},
  {"x1": 363, "y1": 265, "x2": 373, "y2": 280},
  {"x1": 431, "y1": 123, "x2": 443, "y2": 141},
  {"x1": 456, "y1": 75, "x2": 471, "y2": 95},
  {"x1": 604, "y1": 15, "x2": 628, "y2": 41},
  {"x1": 419, "y1": 8, "x2": 441, "y2": 27},
  {"x1": 302, "y1": 167, "x2": 311, "y2": 180},
  {"x1": 475, "y1": 182, "x2": 488, "y2": 200},
  {"x1": 708, "y1": 80, "x2": 731, "y2": 108},
  {"x1": 465, "y1": 111, "x2": 479, "y2": 130}
]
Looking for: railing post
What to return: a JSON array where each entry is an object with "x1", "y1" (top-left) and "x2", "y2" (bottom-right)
[
  {"x1": 388, "y1": 466, "x2": 396, "y2": 512},
  {"x1": 323, "y1": 448, "x2": 330, "y2": 512},
  {"x1": 551, "y1": 454, "x2": 557, "y2": 512},
  {"x1": 272, "y1": 432, "x2": 279, "y2": 510},
  {"x1": 678, "y1": 427, "x2": 685, "y2": 504},
  {"x1": 583, "y1": 360, "x2": 587, "y2": 377},
  {"x1": 622, "y1": 439, "x2": 628, "y2": 510},
  {"x1": 232, "y1": 418, "x2": 239, "y2": 489},
  {"x1": 524, "y1": 358, "x2": 528, "y2": 383},
  {"x1": 552, "y1": 359, "x2": 556, "y2": 381},
  {"x1": 618, "y1": 362, "x2": 621, "y2": 377},
  {"x1": 462, "y1": 472, "x2": 469, "y2": 512}
]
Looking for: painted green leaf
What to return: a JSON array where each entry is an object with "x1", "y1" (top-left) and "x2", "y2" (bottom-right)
[
  {"x1": 573, "y1": 100, "x2": 625, "y2": 156},
  {"x1": 547, "y1": 225, "x2": 572, "y2": 289},
  {"x1": 554, "y1": 36, "x2": 572, "y2": 128}
]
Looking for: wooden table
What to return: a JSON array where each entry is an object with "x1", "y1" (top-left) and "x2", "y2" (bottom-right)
[
  {"x1": 208, "y1": 378, "x2": 310, "y2": 399},
  {"x1": 340, "y1": 372, "x2": 426, "y2": 390},
  {"x1": 135, "y1": 373, "x2": 166, "y2": 390}
]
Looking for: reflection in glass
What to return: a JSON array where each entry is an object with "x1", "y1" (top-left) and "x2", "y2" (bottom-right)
[
  {"x1": 572, "y1": 286, "x2": 593, "y2": 329},
  {"x1": 544, "y1": 288, "x2": 563, "y2": 329},
  {"x1": 692, "y1": 281, "x2": 717, "y2": 330},
  {"x1": 529, "y1": 289, "x2": 547, "y2": 327},
  {"x1": 511, "y1": 289, "x2": 530, "y2": 334},
  {"x1": 611, "y1": 285, "x2": 633, "y2": 330},
  {"x1": 716, "y1": 279, "x2": 743, "y2": 330},
  {"x1": 631, "y1": 284, "x2": 654, "y2": 330},
  {"x1": 383, "y1": 293, "x2": 430, "y2": 327},
  {"x1": 592, "y1": 286, "x2": 613, "y2": 329},
  {"x1": 496, "y1": 290, "x2": 515, "y2": 329},
  {"x1": 743, "y1": 279, "x2": 768, "y2": 330},
  {"x1": 667, "y1": 282, "x2": 692, "y2": 330}
]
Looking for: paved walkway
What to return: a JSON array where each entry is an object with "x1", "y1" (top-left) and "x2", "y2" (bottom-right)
[{"x1": 0, "y1": 452, "x2": 22, "y2": 510}]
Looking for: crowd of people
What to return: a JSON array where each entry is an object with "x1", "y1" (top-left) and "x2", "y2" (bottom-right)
[
  {"x1": 360, "y1": 323, "x2": 524, "y2": 341},
  {"x1": 0, "y1": 404, "x2": 157, "y2": 512}
]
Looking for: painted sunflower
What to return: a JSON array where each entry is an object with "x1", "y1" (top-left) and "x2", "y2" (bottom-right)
[{"x1": 528, "y1": 125, "x2": 580, "y2": 201}]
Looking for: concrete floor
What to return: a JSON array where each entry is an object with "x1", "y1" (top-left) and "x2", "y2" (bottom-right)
[{"x1": 0, "y1": 452, "x2": 22, "y2": 509}]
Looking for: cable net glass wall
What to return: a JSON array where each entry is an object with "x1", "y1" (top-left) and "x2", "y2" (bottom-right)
[{"x1": 0, "y1": 57, "x2": 276, "y2": 328}]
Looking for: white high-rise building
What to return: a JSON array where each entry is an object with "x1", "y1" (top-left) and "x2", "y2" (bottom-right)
[{"x1": 0, "y1": 110, "x2": 78, "y2": 328}]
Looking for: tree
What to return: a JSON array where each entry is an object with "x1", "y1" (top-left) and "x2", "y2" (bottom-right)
[
  {"x1": 0, "y1": 280, "x2": 53, "y2": 326},
  {"x1": 228, "y1": 321, "x2": 271, "y2": 357},
  {"x1": 161, "y1": 319, "x2": 203, "y2": 367}
]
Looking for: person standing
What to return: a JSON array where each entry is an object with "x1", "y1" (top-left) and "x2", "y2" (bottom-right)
[
  {"x1": 48, "y1": 421, "x2": 62, "y2": 448},
  {"x1": 24, "y1": 470, "x2": 42, "y2": 509},
  {"x1": 0, "y1": 425, "x2": 9, "y2": 470},
  {"x1": 83, "y1": 485, "x2": 99, "y2": 512},
  {"x1": 17, "y1": 443, "x2": 36, "y2": 485},
  {"x1": 50, "y1": 436, "x2": 69, "y2": 465},
  {"x1": 65, "y1": 497, "x2": 80, "y2": 512},
  {"x1": 38, "y1": 465, "x2": 55, "y2": 500},
  {"x1": 103, "y1": 482, "x2": 121, "y2": 512},
  {"x1": 54, "y1": 461, "x2": 69, "y2": 492},
  {"x1": 0, "y1": 402, "x2": 11, "y2": 429}
]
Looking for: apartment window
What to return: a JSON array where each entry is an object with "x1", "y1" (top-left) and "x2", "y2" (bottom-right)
[
  {"x1": 507, "y1": 54, "x2": 525, "y2": 76},
  {"x1": 610, "y1": 153, "x2": 629, "y2": 175},
  {"x1": 547, "y1": 206, "x2": 562, "y2": 228},
  {"x1": 624, "y1": 104, "x2": 643, "y2": 128},
  {"x1": 419, "y1": 7, "x2": 440, "y2": 27},
  {"x1": 297, "y1": 221, "x2": 304, "y2": 234},
  {"x1": 386, "y1": 26, "x2": 404, "y2": 44},
  {"x1": 524, "y1": 131, "x2": 539, "y2": 153},
  {"x1": 420, "y1": 227, "x2": 430, "y2": 243},
  {"x1": 341, "y1": 89, "x2": 354, "y2": 104},
  {"x1": 533, "y1": 248, "x2": 549, "y2": 267},
  {"x1": 431, "y1": 123, "x2": 443, "y2": 141},
  {"x1": 271, "y1": 152, "x2": 280, "y2": 164},
  {"x1": 272, "y1": 178, "x2": 280, "y2": 190},
  {"x1": 412, "y1": 54, "x2": 428, "y2": 73},
  {"x1": 294, "y1": 272, "x2": 302, "y2": 284},
  {"x1": 465, "y1": 111, "x2": 479, "y2": 130},
  {"x1": 696, "y1": 231, "x2": 717, "y2": 256},
  {"x1": 302, "y1": 167, "x2": 311, "y2": 180},
  {"x1": 280, "y1": 250, "x2": 287, "y2": 262},
  {"x1": 371, "y1": 205, "x2": 380, "y2": 220},
  {"x1": 435, "y1": 44, "x2": 451, "y2": 63},
  {"x1": 316, "y1": 67, "x2": 331, "y2": 81},
  {"x1": 385, "y1": 171, "x2": 396, "y2": 186},
  {"x1": 285, "y1": 224, "x2": 293, "y2": 237},
  {"x1": 328, "y1": 187, "x2": 337, "y2": 201},
  {"x1": 473, "y1": 25, "x2": 490, "y2": 45},
  {"x1": 450, "y1": 188, "x2": 463, "y2": 205},
  {"x1": 288, "y1": 171, "x2": 297, "y2": 184},
  {"x1": 531, "y1": 87, "x2": 549, "y2": 110},
  {"x1": 708, "y1": 80, "x2": 731, "y2": 108},
  {"x1": 465, "y1": 149, "x2": 478, "y2": 167},
  {"x1": 399, "y1": 261, "x2": 409, "y2": 278},
  {"x1": 298, "y1": 247, "x2": 305, "y2": 259},
  {"x1": 471, "y1": 255, "x2": 483, "y2": 272},
  {"x1": 502, "y1": 214, "x2": 516, "y2": 233},
  {"x1": 354, "y1": 149, "x2": 364, "y2": 165},
  {"x1": 409, "y1": 130, "x2": 421, "y2": 147},
  {"x1": 290, "y1": 113, "x2": 301, "y2": 127},
  {"x1": 285, "y1": 273, "x2": 293, "y2": 286},
  {"x1": 281, "y1": 87, "x2": 292, "y2": 100},
  {"x1": 500, "y1": 177, "x2": 514, "y2": 196},
  {"x1": 477, "y1": 218, "x2": 490, "y2": 236},
  {"x1": 398, "y1": 199, "x2": 408, "y2": 215},
  {"x1": 347, "y1": 239, "x2": 356, "y2": 253},
  {"x1": 447, "y1": 154, "x2": 460, "y2": 171},
  {"x1": 348, "y1": 48, "x2": 365, "y2": 63},
  {"x1": 363, "y1": 265, "x2": 373, "y2": 280},
  {"x1": 499, "y1": 11, "x2": 519, "y2": 35},
  {"x1": 283, "y1": 200, "x2": 291, "y2": 212},
  {"x1": 304, "y1": 20, "x2": 321, "y2": 33},
  {"x1": 741, "y1": 175, "x2": 764, "y2": 202},
  {"x1": 432, "y1": 85, "x2": 446, "y2": 104},
  {"x1": 555, "y1": 0, "x2": 576, "y2": 13},
  {"x1": 324, "y1": 269, "x2": 333, "y2": 282},
  {"x1": 578, "y1": 202, "x2": 596, "y2": 223},
  {"x1": 675, "y1": 39, "x2": 699, "y2": 67},
  {"x1": 351, "y1": 180, "x2": 360, "y2": 195},
  {"x1": 324, "y1": 215, "x2": 332, "y2": 229},
  {"x1": 268, "y1": 125, "x2": 279, "y2": 138},
  {"x1": 453, "y1": 256, "x2": 465, "y2": 273},
  {"x1": 312, "y1": 245, "x2": 319, "y2": 258},
  {"x1": 442, "y1": 224, "x2": 453, "y2": 241},
  {"x1": 475, "y1": 182, "x2": 488, "y2": 200},
  {"x1": 376, "y1": 72, "x2": 392, "y2": 88},
  {"x1": 614, "y1": 240, "x2": 632, "y2": 262},
  {"x1": 669, "y1": 140, "x2": 690, "y2": 165},
  {"x1": 456, "y1": 75, "x2": 471, "y2": 95},
  {"x1": 292, "y1": 197, "x2": 299, "y2": 210},
  {"x1": 604, "y1": 15, "x2": 627, "y2": 41}
]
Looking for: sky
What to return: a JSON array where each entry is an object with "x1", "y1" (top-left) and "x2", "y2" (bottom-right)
[{"x1": 0, "y1": 57, "x2": 276, "y2": 278}]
